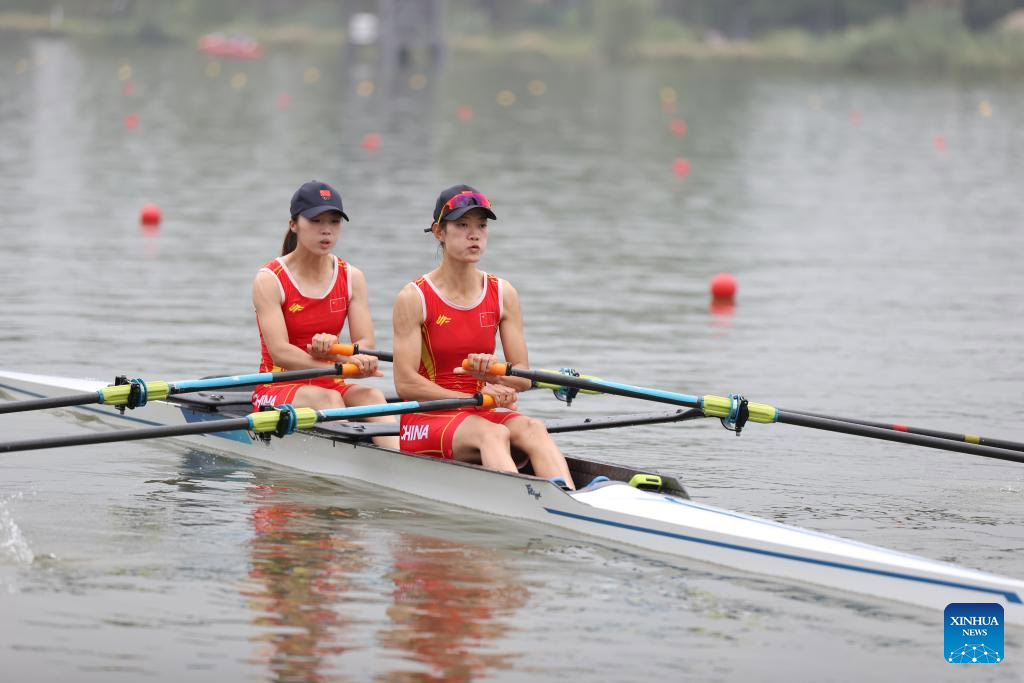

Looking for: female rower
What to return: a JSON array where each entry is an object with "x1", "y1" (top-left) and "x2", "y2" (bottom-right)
[
  {"x1": 252, "y1": 180, "x2": 398, "y2": 449},
  {"x1": 391, "y1": 184, "x2": 575, "y2": 487}
]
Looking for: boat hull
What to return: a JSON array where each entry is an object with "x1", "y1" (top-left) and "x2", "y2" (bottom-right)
[{"x1": 2, "y1": 370, "x2": 1022, "y2": 624}]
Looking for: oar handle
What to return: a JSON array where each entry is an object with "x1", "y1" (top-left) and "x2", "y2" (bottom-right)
[
  {"x1": 329, "y1": 343, "x2": 394, "y2": 363},
  {"x1": 461, "y1": 360, "x2": 511, "y2": 376}
]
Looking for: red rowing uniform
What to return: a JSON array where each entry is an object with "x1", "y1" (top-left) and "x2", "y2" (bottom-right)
[
  {"x1": 251, "y1": 256, "x2": 355, "y2": 409},
  {"x1": 399, "y1": 272, "x2": 521, "y2": 458}
]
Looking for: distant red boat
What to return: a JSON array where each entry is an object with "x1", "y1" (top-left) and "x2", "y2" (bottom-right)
[{"x1": 197, "y1": 33, "x2": 265, "y2": 60}]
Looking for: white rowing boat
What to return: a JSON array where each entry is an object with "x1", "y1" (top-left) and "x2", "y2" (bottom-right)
[{"x1": 1, "y1": 369, "x2": 1022, "y2": 625}]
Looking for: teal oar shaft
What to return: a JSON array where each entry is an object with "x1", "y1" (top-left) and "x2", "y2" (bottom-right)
[
  {"x1": 505, "y1": 367, "x2": 701, "y2": 408},
  {"x1": 0, "y1": 395, "x2": 484, "y2": 454},
  {"x1": 169, "y1": 365, "x2": 350, "y2": 393},
  {"x1": 784, "y1": 409, "x2": 1024, "y2": 454},
  {"x1": 492, "y1": 365, "x2": 1024, "y2": 465}
]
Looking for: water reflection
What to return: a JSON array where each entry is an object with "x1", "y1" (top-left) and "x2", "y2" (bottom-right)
[
  {"x1": 379, "y1": 533, "x2": 527, "y2": 682},
  {"x1": 244, "y1": 485, "x2": 364, "y2": 682},
  {"x1": 167, "y1": 449, "x2": 529, "y2": 682}
]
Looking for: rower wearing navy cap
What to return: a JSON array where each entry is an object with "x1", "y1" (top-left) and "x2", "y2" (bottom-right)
[{"x1": 251, "y1": 180, "x2": 399, "y2": 448}]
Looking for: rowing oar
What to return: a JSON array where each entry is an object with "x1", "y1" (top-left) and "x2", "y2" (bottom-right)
[
  {"x1": 463, "y1": 361, "x2": 1024, "y2": 465},
  {"x1": 0, "y1": 394, "x2": 493, "y2": 454},
  {"x1": 329, "y1": 345, "x2": 598, "y2": 400},
  {"x1": 329, "y1": 343, "x2": 393, "y2": 362},
  {"x1": 0, "y1": 364, "x2": 361, "y2": 415}
]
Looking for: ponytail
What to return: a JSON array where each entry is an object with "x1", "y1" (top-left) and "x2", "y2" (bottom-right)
[{"x1": 281, "y1": 218, "x2": 298, "y2": 255}]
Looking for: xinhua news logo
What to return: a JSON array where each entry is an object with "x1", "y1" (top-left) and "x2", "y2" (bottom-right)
[{"x1": 945, "y1": 603, "x2": 1003, "y2": 663}]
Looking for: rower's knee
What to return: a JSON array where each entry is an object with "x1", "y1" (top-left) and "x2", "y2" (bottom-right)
[
  {"x1": 480, "y1": 422, "x2": 512, "y2": 449},
  {"x1": 361, "y1": 387, "x2": 387, "y2": 404},
  {"x1": 512, "y1": 417, "x2": 550, "y2": 445}
]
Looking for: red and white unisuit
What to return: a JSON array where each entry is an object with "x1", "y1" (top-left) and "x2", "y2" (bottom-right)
[
  {"x1": 251, "y1": 256, "x2": 354, "y2": 409},
  {"x1": 399, "y1": 272, "x2": 521, "y2": 458}
]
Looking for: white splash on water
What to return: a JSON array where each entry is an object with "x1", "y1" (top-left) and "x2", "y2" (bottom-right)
[{"x1": 0, "y1": 493, "x2": 34, "y2": 565}]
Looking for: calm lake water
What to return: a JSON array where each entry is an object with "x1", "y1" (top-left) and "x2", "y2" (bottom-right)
[{"x1": 1, "y1": 34, "x2": 1023, "y2": 682}]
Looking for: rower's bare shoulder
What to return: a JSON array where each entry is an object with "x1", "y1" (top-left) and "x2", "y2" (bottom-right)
[
  {"x1": 393, "y1": 282, "x2": 424, "y2": 323},
  {"x1": 253, "y1": 269, "x2": 279, "y2": 295}
]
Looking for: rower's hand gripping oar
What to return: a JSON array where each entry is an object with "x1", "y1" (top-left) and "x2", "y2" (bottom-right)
[
  {"x1": 464, "y1": 360, "x2": 1024, "y2": 465},
  {"x1": 0, "y1": 394, "x2": 495, "y2": 454},
  {"x1": 0, "y1": 363, "x2": 362, "y2": 416}
]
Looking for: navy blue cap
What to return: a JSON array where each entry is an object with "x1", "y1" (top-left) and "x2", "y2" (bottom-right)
[{"x1": 290, "y1": 181, "x2": 349, "y2": 221}]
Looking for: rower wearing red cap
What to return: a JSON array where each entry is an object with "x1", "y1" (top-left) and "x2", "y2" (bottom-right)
[
  {"x1": 252, "y1": 180, "x2": 398, "y2": 448},
  {"x1": 391, "y1": 185, "x2": 575, "y2": 487}
]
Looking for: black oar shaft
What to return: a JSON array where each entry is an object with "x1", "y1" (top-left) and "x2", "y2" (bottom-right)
[
  {"x1": 482, "y1": 362, "x2": 1024, "y2": 465},
  {"x1": 778, "y1": 411, "x2": 1024, "y2": 464},
  {"x1": 0, "y1": 392, "x2": 100, "y2": 415},
  {"x1": 0, "y1": 418, "x2": 252, "y2": 454},
  {"x1": 784, "y1": 409, "x2": 1024, "y2": 454},
  {"x1": 329, "y1": 343, "x2": 393, "y2": 363}
]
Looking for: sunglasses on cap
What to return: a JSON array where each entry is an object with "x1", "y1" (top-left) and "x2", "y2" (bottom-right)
[{"x1": 435, "y1": 191, "x2": 492, "y2": 223}]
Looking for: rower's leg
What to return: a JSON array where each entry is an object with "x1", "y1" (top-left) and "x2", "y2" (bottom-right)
[
  {"x1": 503, "y1": 416, "x2": 575, "y2": 489},
  {"x1": 338, "y1": 385, "x2": 400, "y2": 449},
  {"x1": 451, "y1": 417, "x2": 518, "y2": 472}
]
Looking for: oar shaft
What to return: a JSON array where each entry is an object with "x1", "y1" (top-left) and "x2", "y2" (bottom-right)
[
  {"x1": 169, "y1": 364, "x2": 359, "y2": 393},
  {"x1": 329, "y1": 343, "x2": 393, "y2": 363},
  {"x1": 0, "y1": 418, "x2": 253, "y2": 453},
  {"x1": 471, "y1": 362, "x2": 702, "y2": 409},
  {"x1": 778, "y1": 411, "x2": 1024, "y2": 464},
  {"x1": 467, "y1": 360, "x2": 1024, "y2": 465},
  {"x1": 0, "y1": 391, "x2": 102, "y2": 415},
  {"x1": 0, "y1": 394, "x2": 494, "y2": 454},
  {"x1": 0, "y1": 364, "x2": 360, "y2": 415},
  {"x1": 783, "y1": 409, "x2": 1024, "y2": 454}
]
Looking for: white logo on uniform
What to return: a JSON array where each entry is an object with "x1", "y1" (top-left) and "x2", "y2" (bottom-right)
[{"x1": 401, "y1": 425, "x2": 429, "y2": 440}]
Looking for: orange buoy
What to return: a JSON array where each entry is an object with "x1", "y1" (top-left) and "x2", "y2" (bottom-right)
[
  {"x1": 139, "y1": 203, "x2": 162, "y2": 227},
  {"x1": 362, "y1": 133, "x2": 380, "y2": 151},
  {"x1": 710, "y1": 272, "x2": 737, "y2": 300},
  {"x1": 672, "y1": 158, "x2": 691, "y2": 178}
]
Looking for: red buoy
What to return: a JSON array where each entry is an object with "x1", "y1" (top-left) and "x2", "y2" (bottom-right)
[
  {"x1": 673, "y1": 158, "x2": 691, "y2": 178},
  {"x1": 124, "y1": 113, "x2": 139, "y2": 130},
  {"x1": 670, "y1": 118, "x2": 688, "y2": 137},
  {"x1": 362, "y1": 132, "x2": 380, "y2": 152},
  {"x1": 710, "y1": 272, "x2": 737, "y2": 300},
  {"x1": 276, "y1": 93, "x2": 291, "y2": 110},
  {"x1": 140, "y1": 203, "x2": 162, "y2": 227},
  {"x1": 456, "y1": 105, "x2": 474, "y2": 123}
]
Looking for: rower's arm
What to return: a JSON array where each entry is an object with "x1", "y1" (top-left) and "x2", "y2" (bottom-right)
[
  {"x1": 495, "y1": 281, "x2": 533, "y2": 392},
  {"x1": 253, "y1": 271, "x2": 335, "y2": 371},
  {"x1": 392, "y1": 283, "x2": 469, "y2": 401},
  {"x1": 345, "y1": 266, "x2": 376, "y2": 350}
]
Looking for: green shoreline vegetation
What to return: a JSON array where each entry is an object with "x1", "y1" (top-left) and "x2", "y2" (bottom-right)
[{"x1": 2, "y1": 2, "x2": 1024, "y2": 71}]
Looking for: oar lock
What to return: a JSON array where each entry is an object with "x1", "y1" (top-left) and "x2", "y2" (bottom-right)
[
  {"x1": 253, "y1": 404, "x2": 318, "y2": 439},
  {"x1": 720, "y1": 394, "x2": 750, "y2": 436},
  {"x1": 550, "y1": 368, "x2": 581, "y2": 406},
  {"x1": 112, "y1": 376, "x2": 149, "y2": 414}
]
